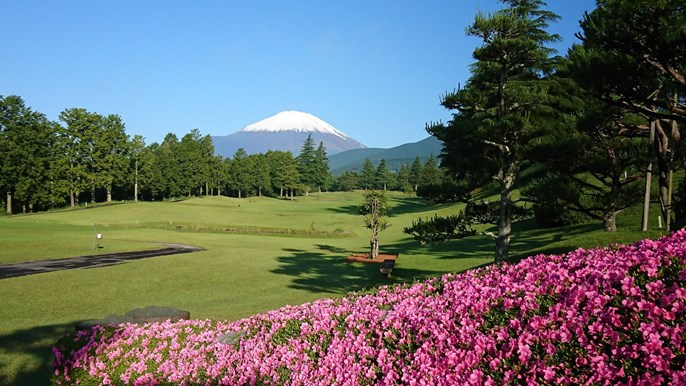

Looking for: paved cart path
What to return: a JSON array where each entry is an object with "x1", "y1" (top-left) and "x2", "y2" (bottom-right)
[{"x1": 0, "y1": 244, "x2": 203, "y2": 280}]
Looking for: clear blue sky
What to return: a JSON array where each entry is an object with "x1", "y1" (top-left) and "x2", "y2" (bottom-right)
[{"x1": 2, "y1": 0, "x2": 595, "y2": 148}]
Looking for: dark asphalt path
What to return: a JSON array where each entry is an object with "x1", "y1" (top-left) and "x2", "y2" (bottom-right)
[{"x1": 0, "y1": 244, "x2": 203, "y2": 280}]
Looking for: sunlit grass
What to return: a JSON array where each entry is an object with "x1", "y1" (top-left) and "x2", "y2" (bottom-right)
[{"x1": 0, "y1": 191, "x2": 672, "y2": 385}]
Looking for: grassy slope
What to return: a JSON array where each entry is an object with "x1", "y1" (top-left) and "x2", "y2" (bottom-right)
[{"x1": 0, "y1": 192, "x2": 669, "y2": 385}]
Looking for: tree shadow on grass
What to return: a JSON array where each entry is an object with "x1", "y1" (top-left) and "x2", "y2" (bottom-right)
[
  {"x1": 508, "y1": 220, "x2": 602, "y2": 262},
  {"x1": 0, "y1": 322, "x2": 75, "y2": 386},
  {"x1": 326, "y1": 204, "x2": 360, "y2": 216},
  {"x1": 326, "y1": 196, "x2": 453, "y2": 217},
  {"x1": 383, "y1": 219, "x2": 603, "y2": 265},
  {"x1": 386, "y1": 197, "x2": 454, "y2": 217},
  {"x1": 272, "y1": 247, "x2": 444, "y2": 294}
]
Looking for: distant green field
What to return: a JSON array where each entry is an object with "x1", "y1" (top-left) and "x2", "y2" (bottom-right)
[{"x1": 0, "y1": 192, "x2": 669, "y2": 385}]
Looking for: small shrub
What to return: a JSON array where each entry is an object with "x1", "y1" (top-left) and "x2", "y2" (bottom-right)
[
  {"x1": 403, "y1": 212, "x2": 475, "y2": 244},
  {"x1": 416, "y1": 181, "x2": 470, "y2": 203},
  {"x1": 532, "y1": 201, "x2": 590, "y2": 227}
]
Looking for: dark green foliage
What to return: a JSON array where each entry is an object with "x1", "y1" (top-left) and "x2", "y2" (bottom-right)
[
  {"x1": 531, "y1": 201, "x2": 591, "y2": 228},
  {"x1": 267, "y1": 150, "x2": 300, "y2": 197},
  {"x1": 360, "y1": 158, "x2": 376, "y2": 190},
  {"x1": 375, "y1": 159, "x2": 392, "y2": 191},
  {"x1": 419, "y1": 154, "x2": 442, "y2": 187},
  {"x1": 524, "y1": 173, "x2": 591, "y2": 227},
  {"x1": 428, "y1": 0, "x2": 563, "y2": 262},
  {"x1": 674, "y1": 177, "x2": 686, "y2": 229},
  {"x1": 313, "y1": 142, "x2": 332, "y2": 192},
  {"x1": 336, "y1": 170, "x2": 359, "y2": 191},
  {"x1": 416, "y1": 180, "x2": 470, "y2": 203},
  {"x1": 464, "y1": 201, "x2": 531, "y2": 225},
  {"x1": 402, "y1": 213, "x2": 476, "y2": 245},
  {"x1": 297, "y1": 134, "x2": 317, "y2": 193},
  {"x1": 409, "y1": 156, "x2": 423, "y2": 191},
  {"x1": 0, "y1": 95, "x2": 60, "y2": 213},
  {"x1": 360, "y1": 190, "x2": 389, "y2": 259}
]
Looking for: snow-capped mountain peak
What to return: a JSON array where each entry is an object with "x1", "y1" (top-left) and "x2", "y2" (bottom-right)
[{"x1": 240, "y1": 111, "x2": 348, "y2": 139}]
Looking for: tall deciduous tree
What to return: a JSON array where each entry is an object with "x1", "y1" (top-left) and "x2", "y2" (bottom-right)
[
  {"x1": 229, "y1": 148, "x2": 254, "y2": 198},
  {"x1": 199, "y1": 134, "x2": 216, "y2": 196},
  {"x1": 267, "y1": 150, "x2": 300, "y2": 198},
  {"x1": 251, "y1": 153, "x2": 271, "y2": 196},
  {"x1": 93, "y1": 114, "x2": 129, "y2": 202},
  {"x1": 428, "y1": 0, "x2": 562, "y2": 263},
  {"x1": 58, "y1": 108, "x2": 99, "y2": 206},
  {"x1": 155, "y1": 133, "x2": 182, "y2": 199},
  {"x1": 129, "y1": 135, "x2": 146, "y2": 202},
  {"x1": 178, "y1": 129, "x2": 205, "y2": 196},
  {"x1": 0, "y1": 95, "x2": 58, "y2": 213}
]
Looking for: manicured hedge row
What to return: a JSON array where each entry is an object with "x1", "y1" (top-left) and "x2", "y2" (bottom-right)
[{"x1": 53, "y1": 230, "x2": 686, "y2": 385}]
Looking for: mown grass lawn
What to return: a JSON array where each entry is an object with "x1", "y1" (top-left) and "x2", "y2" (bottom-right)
[{"x1": 0, "y1": 191, "x2": 669, "y2": 385}]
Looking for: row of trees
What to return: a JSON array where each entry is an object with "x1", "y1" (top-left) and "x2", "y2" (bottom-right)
[
  {"x1": 0, "y1": 97, "x2": 341, "y2": 213},
  {"x1": 1, "y1": 92, "x2": 458, "y2": 215},
  {"x1": 336, "y1": 155, "x2": 442, "y2": 193},
  {"x1": 425, "y1": 0, "x2": 685, "y2": 262}
]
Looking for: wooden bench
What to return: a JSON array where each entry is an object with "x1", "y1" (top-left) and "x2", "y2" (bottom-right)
[{"x1": 380, "y1": 259, "x2": 396, "y2": 278}]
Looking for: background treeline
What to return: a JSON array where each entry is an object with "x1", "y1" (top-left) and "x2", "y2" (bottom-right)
[{"x1": 0, "y1": 97, "x2": 449, "y2": 214}]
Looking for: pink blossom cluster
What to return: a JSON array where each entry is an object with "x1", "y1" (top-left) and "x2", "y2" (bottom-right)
[{"x1": 53, "y1": 230, "x2": 686, "y2": 385}]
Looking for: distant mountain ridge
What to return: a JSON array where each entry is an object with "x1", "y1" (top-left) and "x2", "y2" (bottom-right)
[
  {"x1": 212, "y1": 111, "x2": 366, "y2": 157},
  {"x1": 328, "y1": 136, "x2": 443, "y2": 175}
]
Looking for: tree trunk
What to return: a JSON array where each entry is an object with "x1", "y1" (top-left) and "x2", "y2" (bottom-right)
[
  {"x1": 495, "y1": 189, "x2": 513, "y2": 264},
  {"x1": 206, "y1": 182, "x2": 209, "y2": 196},
  {"x1": 280, "y1": 187, "x2": 283, "y2": 198},
  {"x1": 655, "y1": 120, "x2": 672, "y2": 232},
  {"x1": 370, "y1": 230, "x2": 379, "y2": 260},
  {"x1": 70, "y1": 190, "x2": 75, "y2": 208},
  {"x1": 603, "y1": 211, "x2": 618, "y2": 232},
  {"x1": 494, "y1": 160, "x2": 517, "y2": 264},
  {"x1": 6, "y1": 192, "x2": 11, "y2": 215},
  {"x1": 107, "y1": 187, "x2": 112, "y2": 202},
  {"x1": 642, "y1": 120, "x2": 656, "y2": 231},
  {"x1": 134, "y1": 159, "x2": 139, "y2": 202},
  {"x1": 238, "y1": 189, "x2": 241, "y2": 199}
]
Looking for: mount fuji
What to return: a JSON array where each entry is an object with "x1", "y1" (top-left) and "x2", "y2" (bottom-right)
[{"x1": 212, "y1": 111, "x2": 367, "y2": 157}]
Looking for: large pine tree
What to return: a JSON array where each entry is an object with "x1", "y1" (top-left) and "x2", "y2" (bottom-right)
[
  {"x1": 297, "y1": 134, "x2": 317, "y2": 195},
  {"x1": 428, "y1": 0, "x2": 562, "y2": 263}
]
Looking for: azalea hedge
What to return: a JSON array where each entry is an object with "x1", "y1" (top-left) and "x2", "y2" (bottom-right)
[{"x1": 53, "y1": 230, "x2": 686, "y2": 385}]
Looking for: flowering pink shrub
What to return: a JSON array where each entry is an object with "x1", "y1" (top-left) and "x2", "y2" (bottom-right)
[{"x1": 53, "y1": 230, "x2": 686, "y2": 385}]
